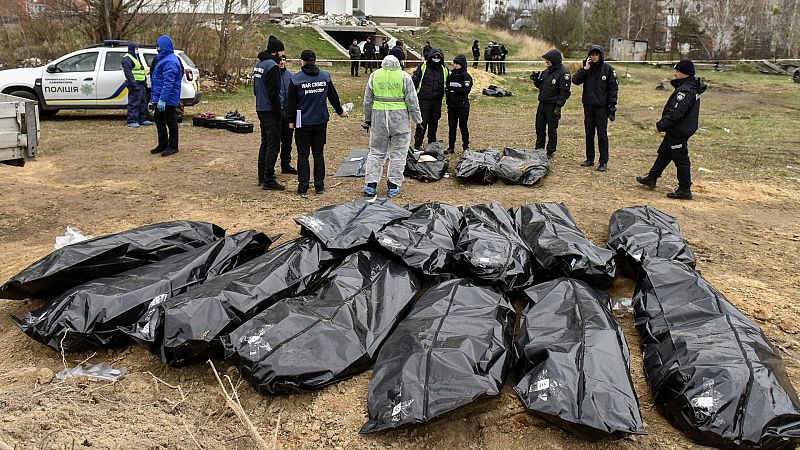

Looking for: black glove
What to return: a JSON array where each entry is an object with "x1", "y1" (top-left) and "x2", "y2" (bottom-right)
[
  {"x1": 530, "y1": 71, "x2": 540, "y2": 81},
  {"x1": 362, "y1": 121, "x2": 371, "y2": 130},
  {"x1": 608, "y1": 107, "x2": 616, "y2": 122},
  {"x1": 553, "y1": 106, "x2": 561, "y2": 120}
]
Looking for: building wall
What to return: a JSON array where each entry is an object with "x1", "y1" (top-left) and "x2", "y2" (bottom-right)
[{"x1": 281, "y1": 0, "x2": 419, "y2": 17}]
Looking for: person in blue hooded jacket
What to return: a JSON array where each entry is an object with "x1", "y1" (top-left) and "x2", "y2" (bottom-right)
[
  {"x1": 150, "y1": 35, "x2": 183, "y2": 157},
  {"x1": 121, "y1": 42, "x2": 152, "y2": 128}
]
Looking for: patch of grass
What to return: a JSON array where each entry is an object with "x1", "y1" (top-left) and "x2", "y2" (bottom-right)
[
  {"x1": 260, "y1": 24, "x2": 344, "y2": 60},
  {"x1": 392, "y1": 17, "x2": 550, "y2": 62}
]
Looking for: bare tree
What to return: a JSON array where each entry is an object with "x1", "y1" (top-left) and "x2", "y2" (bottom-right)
[
  {"x1": 46, "y1": 0, "x2": 157, "y2": 42},
  {"x1": 700, "y1": 0, "x2": 753, "y2": 58}
]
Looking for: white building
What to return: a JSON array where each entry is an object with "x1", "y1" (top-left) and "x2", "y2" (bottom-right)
[
  {"x1": 148, "y1": 0, "x2": 421, "y2": 26},
  {"x1": 482, "y1": 0, "x2": 508, "y2": 21}
]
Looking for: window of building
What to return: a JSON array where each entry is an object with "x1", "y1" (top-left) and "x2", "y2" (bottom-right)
[{"x1": 405, "y1": 0, "x2": 411, "y2": 11}]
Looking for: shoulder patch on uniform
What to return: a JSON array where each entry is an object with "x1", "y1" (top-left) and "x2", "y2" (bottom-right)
[
  {"x1": 677, "y1": 92, "x2": 686, "y2": 101},
  {"x1": 612, "y1": 70, "x2": 617, "y2": 77}
]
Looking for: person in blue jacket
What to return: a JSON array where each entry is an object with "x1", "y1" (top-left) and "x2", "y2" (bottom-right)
[
  {"x1": 254, "y1": 35, "x2": 287, "y2": 190},
  {"x1": 149, "y1": 35, "x2": 183, "y2": 157},
  {"x1": 121, "y1": 42, "x2": 152, "y2": 128},
  {"x1": 277, "y1": 55, "x2": 297, "y2": 174}
]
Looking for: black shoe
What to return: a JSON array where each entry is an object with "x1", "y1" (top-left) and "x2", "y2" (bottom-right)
[
  {"x1": 262, "y1": 180, "x2": 285, "y2": 191},
  {"x1": 150, "y1": 146, "x2": 165, "y2": 154},
  {"x1": 281, "y1": 166, "x2": 298, "y2": 175},
  {"x1": 297, "y1": 189, "x2": 308, "y2": 197},
  {"x1": 160, "y1": 147, "x2": 178, "y2": 157},
  {"x1": 315, "y1": 188, "x2": 325, "y2": 194},
  {"x1": 580, "y1": 160, "x2": 594, "y2": 167},
  {"x1": 546, "y1": 151, "x2": 555, "y2": 159},
  {"x1": 597, "y1": 163, "x2": 607, "y2": 172},
  {"x1": 667, "y1": 188, "x2": 693, "y2": 200},
  {"x1": 636, "y1": 175, "x2": 657, "y2": 189},
  {"x1": 444, "y1": 147, "x2": 454, "y2": 154}
]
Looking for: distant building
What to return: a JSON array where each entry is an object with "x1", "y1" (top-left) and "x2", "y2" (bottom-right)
[
  {"x1": 143, "y1": 0, "x2": 422, "y2": 26},
  {"x1": 482, "y1": 0, "x2": 508, "y2": 22}
]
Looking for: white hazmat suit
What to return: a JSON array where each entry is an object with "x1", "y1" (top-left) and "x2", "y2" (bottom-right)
[{"x1": 363, "y1": 55, "x2": 423, "y2": 188}]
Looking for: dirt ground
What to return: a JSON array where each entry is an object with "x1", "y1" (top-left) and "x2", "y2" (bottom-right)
[{"x1": 1, "y1": 64, "x2": 799, "y2": 450}]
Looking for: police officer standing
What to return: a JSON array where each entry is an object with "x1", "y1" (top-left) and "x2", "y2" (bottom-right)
[
  {"x1": 531, "y1": 49, "x2": 571, "y2": 158},
  {"x1": 637, "y1": 59, "x2": 706, "y2": 200},
  {"x1": 499, "y1": 43, "x2": 508, "y2": 75},
  {"x1": 287, "y1": 50, "x2": 348, "y2": 196},
  {"x1": 277, "y1": 55, "x2": 297, "y2": 175},
  {"x1": 472, "y1": 40, "x2": 480, "y2": 68},
  {"x1": 349, "y1": 39, "x2": 362, "y2": 77},
  {"x1": 122, "y1": 43, "x2": 150, "y2": 128},
  {"x1": 412, "y1": 48, "x2": 448, "y2": 150},
  {"x1": 389, "y1": 41, "x2": 406, "y2": 68},
  {"x1": 254, "y1": 35, "x2": 286, "y2": 190},
  {"x1": 446, "y1": 54, "x2": 473, "y2": 154},
  {"x1": 572, "y1": 45, "x2": 618, "y2": 172},
  {"x1": 379, "y1": 38, "x2": 389, "y2": 60}
]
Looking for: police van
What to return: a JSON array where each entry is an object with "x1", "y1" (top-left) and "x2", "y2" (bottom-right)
[{"x1": 0, "y1": 40, "x2": 201, "y2": 117}]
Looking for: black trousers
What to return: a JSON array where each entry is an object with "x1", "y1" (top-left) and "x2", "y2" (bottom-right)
[
  {"x1": 257, "y1": 111, "x2": 281, "y2": 183},
  {"x1": 583, "y1": 105, "x2": 609, "y2": 164},
  {"x1": 295, "y1": 123, "x2": 327, "y2": 192},
  {"x1": 472, "y1": 55, "x2": 479, "y2": 68},
  {"x1": 535, "y1": 103, "x2": 560, "y2": 153},
  {"x1": 280, "y1": 119, "x2": 294, "y2": 168},
  {"x1": 648, "y1": 135, "x2": 692, "y2": 189},
  {"x1": 447, "y1": 107, "x2": 469, "y2": 150},
  {"x1": 351, "y1": 60, "x2": 360, "y2": 76},
  {"x1": 414, "y1": 98, "x2": 443, "y2": 149},
  {"x1": 154, "y1": 105, "x2": 178, "y2": 150},
  {"x1": 499, "y1": 57, "x2": 506, "y2": 74}
]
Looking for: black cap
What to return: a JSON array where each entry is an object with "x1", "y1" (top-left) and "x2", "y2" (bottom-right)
[
  {"x1": 267, "y1": 35, "x2": 285, "y2": 54},
  {"x1": 674, "y1": 59, "x2": 696, "y2": 76},
  {"x1": 300, "y1": 49, "x2": 316, "y2": 62},
  {"x1": 453, "y1": 54, "x2": 468, "y2": 66}
]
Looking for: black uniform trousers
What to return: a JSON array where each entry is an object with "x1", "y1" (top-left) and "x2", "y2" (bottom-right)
[
  {"x1": 447, "y1": 107, "x2": 470, "y2": 151},
  {"x1": 295, "y1": 123, "x2": 327, "y2": 193},
  {"x1": 535, "y1": 102, "x2": 560, "y2": 154},
  {"x1": 583, "y1": 105, "x2": 609, "y2": 164},
  {"x1": 257, "y1": 111, "x2": 281, "y2": 184},
  {"x1": 280, "y1": 118, "x2": 294, "y2": 169},
  {"x1": 472, "y1": 55, "x2": 479, "y2": 68},
  {"x1": 350, "y1": 59, "x2": 360, "y2": 77},
  {"x1": 648, "y1": 135, "x2": 692, "y2": 189},
  {"x1": 154, "y1": 105, "x2": 178, "y2": 150},
  {"x1": 414, "y1": 98, "x2": 443, "y2": 149}
]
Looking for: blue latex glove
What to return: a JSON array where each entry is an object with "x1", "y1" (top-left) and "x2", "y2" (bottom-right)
[{"x1": 157, "y1": 100, "x2": 166, "y2": 112}]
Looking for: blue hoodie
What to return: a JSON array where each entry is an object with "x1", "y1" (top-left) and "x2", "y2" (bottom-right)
[{"x1": 151, "y1": 35, "x2": 182, "y2": 106}]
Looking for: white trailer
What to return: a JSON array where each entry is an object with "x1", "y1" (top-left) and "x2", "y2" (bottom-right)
[{"x1": 0, "y1": 93, "x2": 39, "y2": 166}]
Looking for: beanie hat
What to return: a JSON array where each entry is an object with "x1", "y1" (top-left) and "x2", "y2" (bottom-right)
[
  {"x1": 453, "y1": 54, "x2": 468, "y2": 67},
  {"x1": 300, "y1": 49, "x2": 316, "y2": 62},
  {"x1": 674, "y1": 59, "x2": 695, "y2": 76},
  {"x1": 267, "y1": 35, "x2": 285, "y2": 54}
]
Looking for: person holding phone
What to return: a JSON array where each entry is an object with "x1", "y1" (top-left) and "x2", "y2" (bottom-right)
[{"x1": 572, "y1": 45, "x2": 618, "y2": 172}]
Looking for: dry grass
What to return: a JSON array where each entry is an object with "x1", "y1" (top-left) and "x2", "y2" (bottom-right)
[{"x1": 439, "y1": 17, "x2": 552, "y2": 60}]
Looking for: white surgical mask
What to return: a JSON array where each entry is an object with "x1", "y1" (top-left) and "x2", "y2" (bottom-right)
[{"x1": 431, "y1": 58, "x2": 441, "y2": 63}]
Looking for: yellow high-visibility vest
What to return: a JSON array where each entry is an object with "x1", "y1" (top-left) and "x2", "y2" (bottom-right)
[
  {"x1": 123, "y1": 53, "x2": 146, "y2": 81},
  {"x1": 372, "y1": 68, "x2": 407, "y2": 111}
]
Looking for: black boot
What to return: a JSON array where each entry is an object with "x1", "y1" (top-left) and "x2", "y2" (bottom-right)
[
  {"x1": 281, "y1": 165, "x2": 298, "y2": 175},
  {"x1": 636, "y1": 175, "x2": 657, "y2": 189},
  {"x1": 596, "y1": 163, "x2": 607, "y2": 172},
  {"x1": 667, "y1": 187, "x2": 693, "y2": 200},
  {"x1": 546, "y1": 151, "x2": 555, "y2": 159},
  {"x1": 262, "y1": 179, "x2": 286, "y2": 191},
  {"x1": 150, "y1": 146, "x2": 165, "y2": 154},
  {"x1": 580, "y1": 159, "x2": 594, "y2": 167},
  {"x1": 160, "y1": 147, "x2": 178, "y2": 157}
]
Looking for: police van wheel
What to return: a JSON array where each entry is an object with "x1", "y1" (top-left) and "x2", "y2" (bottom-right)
[{"x1": 794, "y1": 71, "x2": 800, "y2": 84}]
